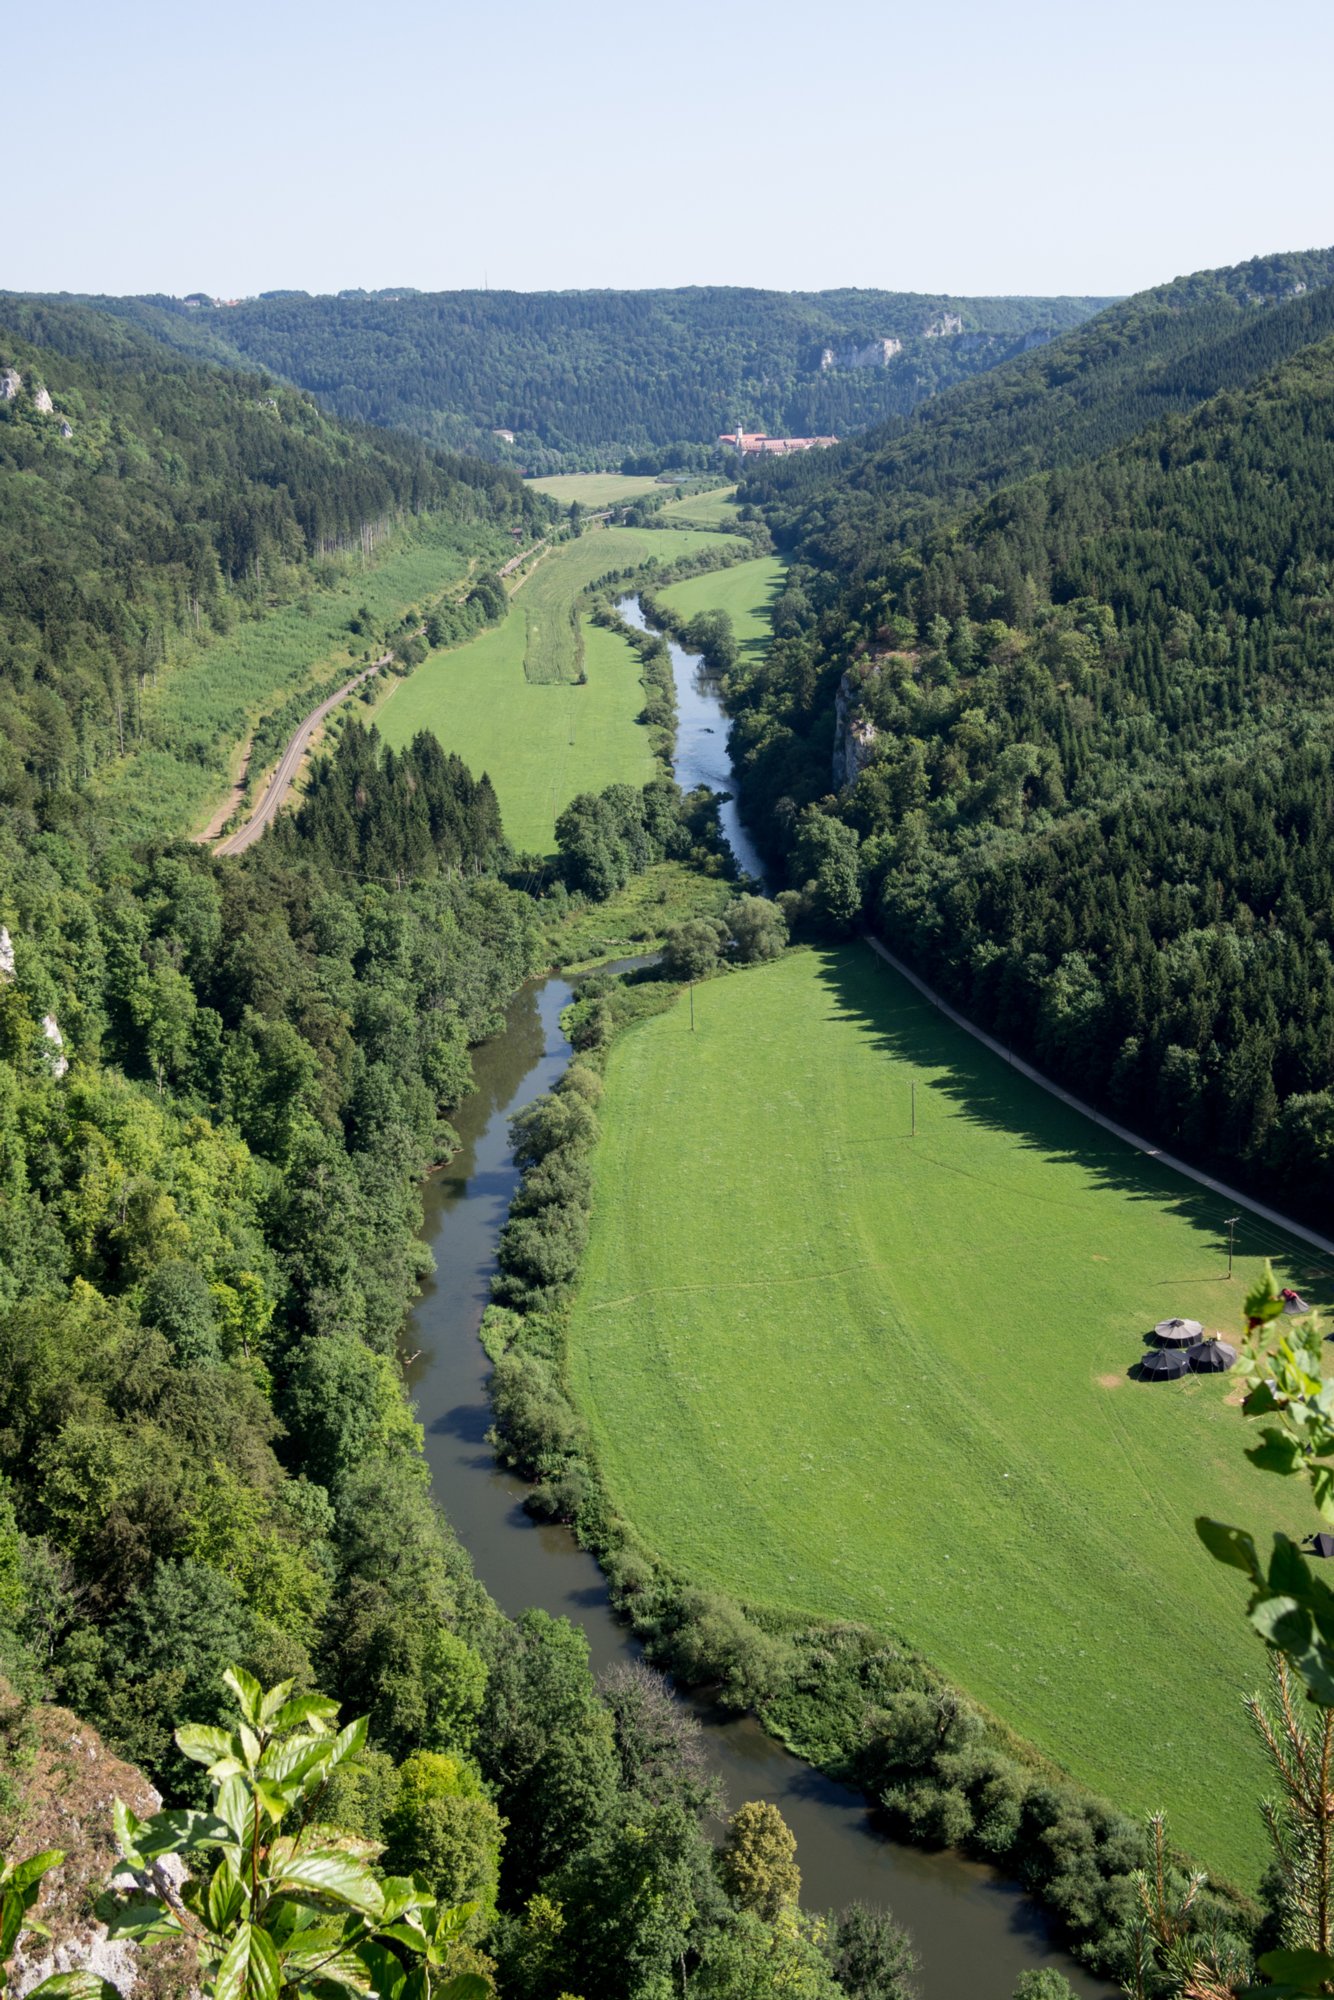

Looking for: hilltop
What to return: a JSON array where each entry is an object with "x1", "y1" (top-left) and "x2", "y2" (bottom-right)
[{"x1": 39, "y1": 284, "x2": 1113, "y2": 472}]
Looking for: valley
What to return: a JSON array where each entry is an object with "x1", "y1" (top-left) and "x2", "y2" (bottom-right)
[
  {"x1": 373, "y1": 524, "x2": 741, "y2": 851},
  {"x1": 9, "y1": 230, "x2": 1334, "y2": 2000}
]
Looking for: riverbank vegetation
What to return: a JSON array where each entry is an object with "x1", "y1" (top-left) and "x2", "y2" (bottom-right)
[{"x1": 651, "y1": 555, "x2": 788, "y2": 669}]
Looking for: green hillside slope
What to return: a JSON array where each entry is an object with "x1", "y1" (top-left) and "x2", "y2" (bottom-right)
[
  {"x1": 0, "y1": 297, "x2": 546, "y2": 830},
  {"x1": 730, "y1": 300, "x2": 1334, "y2": 1230},
  {"x1": 65, "y1": 285, "x2": 1112, "y2": 471},
  {"x1": 747, "y1": 246, "x2": 1334, "y2": 582}
]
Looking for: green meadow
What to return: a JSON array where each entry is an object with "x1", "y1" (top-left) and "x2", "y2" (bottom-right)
[
  {"x1": 567, "y1": 945, "x2": 1325, "y2": 1886},
  {"x1": 516, "y1": 528, "x2": 723, "y2": 684},
  {"x1": 661, "y1": 484, "x2": 742, "y2": 526},
  {"x1": 526, "y1": 473, "x2": 666, "y2": 507},
  {"x1": 90, "y1": 516, "x2": 496, "y2": 842},
  {"x1": 657, "y1": 554, "x2": 787, "y2": 661},
  {"x1": 376, "y1": 525, "x2": 738, "y2": 849},
  {"x1": 376, "y1": 608, "x2": 656, "y2": 855}
]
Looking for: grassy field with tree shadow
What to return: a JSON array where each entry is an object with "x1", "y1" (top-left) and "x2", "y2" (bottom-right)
[{"x1": 567, "y1": 942, "x2": 1323, "y2": 1886}]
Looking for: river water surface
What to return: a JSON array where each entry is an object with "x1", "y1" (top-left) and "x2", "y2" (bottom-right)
[{"x1": 402, "y1": 608, "x2": 1110, "y2": 1998}]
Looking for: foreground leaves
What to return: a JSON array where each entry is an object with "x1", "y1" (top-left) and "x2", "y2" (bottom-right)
[{"x1": 97, "y1": 1666, "x2": 488, "y2": 2000}]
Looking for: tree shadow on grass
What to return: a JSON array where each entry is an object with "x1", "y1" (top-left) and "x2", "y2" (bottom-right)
[{"x1": 809, "y1": 942, "x2": 1334, "y2": 1312}]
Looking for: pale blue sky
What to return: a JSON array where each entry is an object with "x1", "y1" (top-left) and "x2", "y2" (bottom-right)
[{"x1": 12, "y1": 0, "x2": 1333, "y2": 299}]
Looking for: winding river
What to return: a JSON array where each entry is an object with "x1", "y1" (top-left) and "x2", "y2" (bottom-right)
[{"x1": 403, "y1": 608, "x2": 1110, "y2": 1998}]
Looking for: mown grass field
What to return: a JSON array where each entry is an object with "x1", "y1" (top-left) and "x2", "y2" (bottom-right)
[
  {"x1": 567, "y1": 945, "x2": 1326, "y2": 1886},
  {"x1": 376, "y1": 525, "x2": 739, "y2": 849},
  {"x1": 661, "y1": 484, "x2": 741, "y2": 526},
  {"x1": 90, "y1": 516, "x2": 496, "y2": 841},
  {"x1": 377, "y1": 608, "x2": 656, "y2": 855},
  {"x1": 519, "y1": 528, "x2": 735, "y2": 683},
  {"x1": 658, "y1": 554, "x2": 786, "y2": 662},
  {"x1": 526, "y1": 473, "x2": 666, "y2": 507}
]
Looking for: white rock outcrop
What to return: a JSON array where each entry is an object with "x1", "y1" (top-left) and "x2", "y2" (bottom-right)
[
  {"x1": 1, "y1": 367, "x2": 21, "y2": 400},
  {"x1": 33, "y1": 384, "x2": 54, "y2": 414},
  {"x1": 41, "y1": 1013, "x2": 69, "y2": 1078},
  {"x1": 924, "y1": 312, "x2": 964, "y2": 338},
  {"x1": 820, "y1": 337, "x2": 903, "y2": 370},
  {"x1": 833, "y1": 672, "x2": 880, "y2": 788},
  {"x1": 0, "y1": 925, "x2": 14, "y2": 978}
]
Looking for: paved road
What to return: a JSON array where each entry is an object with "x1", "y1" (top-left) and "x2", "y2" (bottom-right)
[
  {"x1": 214, "y1": 655, "x2": 389, "y2": 856},
  {"x1": 865, "y1": 933, "x2": 1334, "y2": 1261}
]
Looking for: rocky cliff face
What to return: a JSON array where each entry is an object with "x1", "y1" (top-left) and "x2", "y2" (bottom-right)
[
  {"x1": 833, "y1": 670, "x2": 880, "y2": 789},
  {"x1": 819, "y1": 336, "x2": 903, "y2": 370},
  {"x1": 3, "y1": 1689, "x2": 195, "y2": 2000}
]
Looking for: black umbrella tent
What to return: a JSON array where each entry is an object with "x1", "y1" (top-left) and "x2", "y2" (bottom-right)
[
  {"x1": 1141, "y1": 1347, "x2": 1190, "y2": 1381},
  {"x1": 1154, "y1": 1317, "x2": 1204, "y2": 1347},
  {"x1": 1187, "y1": 1337, "x2": 1237, "y2": 1373}
]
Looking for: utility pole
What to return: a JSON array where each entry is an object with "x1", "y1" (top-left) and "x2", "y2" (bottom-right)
[{"x1": 1225, "y1": 1214, "x2": 1240, "y2": 1280}]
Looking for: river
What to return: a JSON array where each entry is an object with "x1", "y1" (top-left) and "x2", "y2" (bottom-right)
[{"x1": 402, "y1": 606, "x2": 1110, "y2": 1998}]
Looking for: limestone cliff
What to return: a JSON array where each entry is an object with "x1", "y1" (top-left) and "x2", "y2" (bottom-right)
[
  {"x1": 832, "y1": 669, "x2": 880, "y2": 789},
  {"x1": 3, "y1": 1687, "x2": 195, "y2": 2000},
  {"x1": 818, "y1": 336, "x2": 903, "y2": 370}
]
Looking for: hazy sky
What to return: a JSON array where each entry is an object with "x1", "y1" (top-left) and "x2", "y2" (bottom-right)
[{"x1": 13, "y1": 0, "x2": 1334, "y2": 300}]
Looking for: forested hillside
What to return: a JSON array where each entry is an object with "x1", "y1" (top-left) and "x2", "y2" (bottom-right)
[
  {"x1": 0, "y1": 297, "x2": 545, "y2": 812},
  {"x1": 729, "y1": 253, "x2": 1334, "y2": 1225},
  {"x1": 0, "y1": 307, "x2": 906, "y2": 1996},
  {"x1": 742, "y1": 245, "x2": 1334, "y2": 578},
  {"x1": 69, "y1": 284, "x2": 1111, "y2": 471}
]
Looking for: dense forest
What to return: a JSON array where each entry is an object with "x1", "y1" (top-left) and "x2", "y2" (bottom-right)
[
  {"x1": 0, "y1": 308, "x2": 929, "y2": 1996},
  {"x1": 49, "y1": 285, "x2": 1111, "y2": 471},
  {"x1": 726, "y1": 247, "x2": 1334, "y2": 1225},
  {"x1": 0, "y1": 298, "x2": 546, "y2": 806},
  {"x1": 740, "y1": 247, "x2": 1334, "y2": 567}
]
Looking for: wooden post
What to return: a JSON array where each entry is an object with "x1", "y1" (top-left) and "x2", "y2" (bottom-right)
[
  {"x1": 1226, "y1": 1214, "x2": 1240, "y2": 1279},
  {"x1": 690, "y1": 984, "x2": 695, "y2": 1033},
  {"x1": 911, "y1": 1081, "x2": 916, "y2": 1138}
]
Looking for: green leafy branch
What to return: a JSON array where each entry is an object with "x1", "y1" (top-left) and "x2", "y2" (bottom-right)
[{"x1": 89, "y1": 1665, "x2": 487, "y2": 2000}]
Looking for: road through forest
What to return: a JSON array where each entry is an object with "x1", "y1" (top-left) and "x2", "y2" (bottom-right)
[
  {"x1": 210, "y1": 534, "x2": 554, "y2": 856},
  {"x1": 212, "y1": 654, "x2": 389, "y2": 856}
]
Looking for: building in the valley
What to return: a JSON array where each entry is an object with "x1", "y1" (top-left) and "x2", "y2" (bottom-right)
[{"x1": 719, "y1": 428, "x2": 839, "y2": 457}]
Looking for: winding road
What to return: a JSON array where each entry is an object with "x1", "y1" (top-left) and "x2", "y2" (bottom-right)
[
  {"x1": 209, "y1": 530, "x2": 565, "y2": 856},
  {"x1": 213, "y1": 654, "x2": 389, "y2": 856}
]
